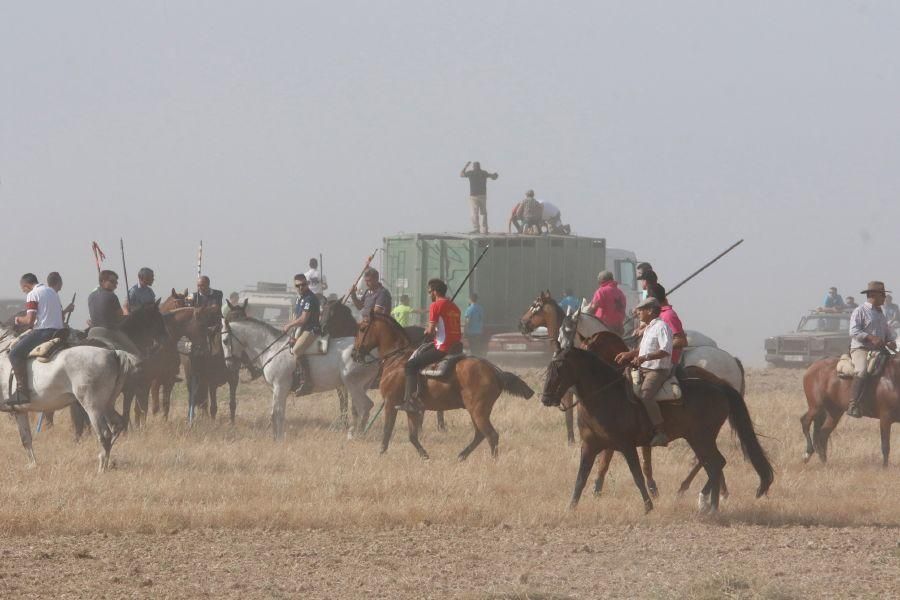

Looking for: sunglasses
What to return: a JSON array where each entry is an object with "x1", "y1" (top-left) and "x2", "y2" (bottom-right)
[{"x1": 295, "y1": 282, "x2": 308, "y2": 288}]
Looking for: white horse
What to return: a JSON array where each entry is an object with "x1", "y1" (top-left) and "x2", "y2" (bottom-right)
[
  {"x1": 559, "y1": 310, "x2": 745, "y2": 393},
  {"x1": 0, "y1": 327, "x2": 137, "y2": 471},
  {"x1": 221, "y1": 315, "x2": 378, "y2": 441}
]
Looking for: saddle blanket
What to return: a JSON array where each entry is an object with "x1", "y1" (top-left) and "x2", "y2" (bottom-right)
[
  {"x1": 836, "y1": 351, "x2": 880, "y2": 379},
  {"x1": 630, "y1": 370, "x2": 683, "y2": 402},
  {"x1": 28, "y1": 338, "x2": 63, "y2": 362}
]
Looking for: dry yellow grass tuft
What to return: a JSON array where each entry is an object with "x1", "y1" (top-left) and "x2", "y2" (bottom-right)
[{"x1": 0, "y1": 366, "x2": 897, "y2": 535}]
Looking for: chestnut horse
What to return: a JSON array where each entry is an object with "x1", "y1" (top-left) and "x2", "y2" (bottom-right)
[
  {"x1": 542, "y1": 346, "x2": 773, "y2": 512},
  {"x1": 801, "y1": 352, "x2": 900, "y2": 467},
  {"x1": 352, "y1": 313, "x2": 534, "y2": 459}
]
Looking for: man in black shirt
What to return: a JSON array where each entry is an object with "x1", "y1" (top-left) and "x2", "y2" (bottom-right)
[
  {"x1": 460, "y1": 160, "x2": 498, "y2": 234},
  {"x1": 88, "y1": 270, "x2": 124, "y2": 328}
]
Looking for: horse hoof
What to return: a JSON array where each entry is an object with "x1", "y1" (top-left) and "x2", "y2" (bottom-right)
[
  {"x1": 648, "y1": 483, "x2": 659, "y2": 499},
  {"x1": 644, "y1": 500, "x2": 654, "y2": 514},
  {"x1": 697, "y1": 492, "x2": 711, "y2": 512},
  {"x1": 802, "y1": 452, "x2": 812, "y2": 463}
]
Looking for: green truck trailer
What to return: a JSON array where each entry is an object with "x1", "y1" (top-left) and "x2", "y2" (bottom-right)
[{"x1": 382, "y1": 233, "x2": 609, "y2": 334}]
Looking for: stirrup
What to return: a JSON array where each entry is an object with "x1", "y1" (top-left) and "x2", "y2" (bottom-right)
[{"x1": 397, "y1": 393, "x2": 424, "y2": 413}]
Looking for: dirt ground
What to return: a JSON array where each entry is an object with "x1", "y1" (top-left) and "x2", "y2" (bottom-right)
[{"x1": 0, "y1": 367, "x2": 898, "y2": 599}]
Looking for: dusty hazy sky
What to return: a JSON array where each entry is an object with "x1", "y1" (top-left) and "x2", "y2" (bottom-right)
[{"x1": 2, "y1": 1, "x2": 899, "y2": 365}]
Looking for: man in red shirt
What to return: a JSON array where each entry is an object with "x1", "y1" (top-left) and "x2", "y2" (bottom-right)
[
  {"x1": 587, "y1": 270, "x2": 627, "y2": 335},
  {"x1": 399, "y1": 278, "x2": 463, "y2": 413},
  {"x1": 647, "y1": 283, "x2": 687, "y2": 366}
]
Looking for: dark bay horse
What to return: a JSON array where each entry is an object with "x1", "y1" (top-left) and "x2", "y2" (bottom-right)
[
  {"x1": 801, "y1": 353, "x2": 900, "y2": 467},
  {"x1": 352, "y1": 314, "x2": 534, "y2": 459},
  {"x1": 542, "y1": 347, "x2": 773, "y2": 512}
]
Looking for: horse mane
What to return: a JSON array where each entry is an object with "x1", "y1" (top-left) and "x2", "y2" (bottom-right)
[
  {"x1": 544, "y1": 296, "x2": 565, "y2": 324},
  {"x1": 235, "y1": 315, "x2": 282, "y2": 337},
  {"x1": 370, "y1": 312, "x2": 412, "y2": 342},
  {"x1": 567, "y1": 347, "x2": 623, "y2": 382}
]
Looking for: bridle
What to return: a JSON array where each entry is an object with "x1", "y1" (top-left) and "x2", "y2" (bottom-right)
[
  {"x1": 221, "y1": 317, "x2": 290, "y2": 372},
  {"x1": 353, "y1": 315, "x2": 409, "y2": 365}
]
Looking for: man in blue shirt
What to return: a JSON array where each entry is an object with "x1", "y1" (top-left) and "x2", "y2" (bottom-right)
[
  {"x1": 559, "y1": 289, "x2": 580, "y2": 316},
  {"x1": 283, "y1": 274, "x2": 321, "y2": 395},
  {"x1": 823, "y1": 287, "x2": 845, "y2": 311},
  {"x1": 464, "y1": 293, "x2": 486, "y2": 357}
]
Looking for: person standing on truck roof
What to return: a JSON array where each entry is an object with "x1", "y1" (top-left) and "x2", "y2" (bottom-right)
[
  {"x1": 304, "y1": 258, "x2": 327, "y2": 302},
  {"x1": 460, "y1": 161, "x2": 498, "y2": 234},
  {"x1": 822, "y1": 287, "x2": 845, "y2": 311},
  {"x1": 587, "y1": 270, "x2": 627, "y2": 336}
]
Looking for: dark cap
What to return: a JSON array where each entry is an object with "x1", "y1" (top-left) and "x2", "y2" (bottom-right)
[{"x1": 646, "y1": 283, "x2": 667, "y2": 302}]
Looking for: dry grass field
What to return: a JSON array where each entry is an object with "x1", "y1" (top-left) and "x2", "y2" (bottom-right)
[{"x1": 0, "y1": 366, "x2": 898, "y2": 599}]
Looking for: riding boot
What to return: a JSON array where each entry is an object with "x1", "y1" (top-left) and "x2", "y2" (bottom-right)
[
  {"x1": 7, "y1": 364, "x2": 32, "y2": 407},
  {"x1": 293, "y1": 356, "x2": 312, "y2": 396},
  {"x1": 847, "y1": 376, "x2": 866, "y2": 418},
  {"x1": 397, "y1": 373, "x2": 424, "y2": 413},
  {"x1": 649, "y1": 426, "x2": 669, "y2": 447}
]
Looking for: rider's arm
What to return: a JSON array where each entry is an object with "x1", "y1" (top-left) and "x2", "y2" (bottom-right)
[
  {"x1": 16, "y1": 310, "x2": 36, "y2": 328},
  {"x1": 672, "y1": 333, "x2": 688, "y2": 349},
  {"x1": 350, "y1": 288, "x2": 364, "y2": 310}
]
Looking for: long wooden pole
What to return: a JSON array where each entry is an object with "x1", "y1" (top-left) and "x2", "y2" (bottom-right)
[{"x1": 341, "y1": 249, "x2": 378, "y2": 305}]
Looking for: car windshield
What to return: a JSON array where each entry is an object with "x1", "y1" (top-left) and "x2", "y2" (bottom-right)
[{"x1": 798, "y1": 316, "x2": 849, "y2": 333}]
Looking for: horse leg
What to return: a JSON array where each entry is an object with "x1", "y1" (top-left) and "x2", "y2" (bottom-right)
[
  {"x1": 337, "y1": 387, "x2": 349, "y2": 429},
  {"x1": 150, "y1": 380, "x2": 161, "y2": 416},
  {"x1": 563, "y1": 391, "x2": 575, "y2": 446},
  {"x1": 84, "y1": 407, "x2": 113, "y2": 473},
  {"x1": 687, "y1": 438, "x2": 724, "y2": 513},
  {"x1": 162, "y1": 381, "x2": 173, "y2": 421},
  {"x1": 817, "y1": 410, "x2": 842, "y2": 463},
  {"x1": 800, "y1": 406, "x2": 820, "y2": 462},
  {"x1": 471, "y1": 409, "x2": 500, "y2": 459},
  {"x1": 209, "y1": 385, "x2": 218, "y2": 420},
  {"x1": 15, "y1": 413, "x2": 36, "y2": 466},
  {"x1": 272, "y1": 385, "x2": 288, "y2": 441},
  {"x1": 458, "y1": 415, "x2": 486, "y2": 461},
  {"x1": 406, "y1": 411, "x2": 429, "y2": 459},
  {"x1": 880, "y1": 417, "x2": 892, "y2": 468},
  {"x1": 640, "y1": 446, "x2": 658, "y2": 498},
  {"x1": 706, "y1": 447, "x2": 727, "y2": 512},
  {"x1": 593, "y1": 449, "x2": 614, "y2": 496},
  {"x1": 133, "y1": 383, "x2": 149, "y2": 429},
  {"x1": 678, "y1": 460, "x2": 703, "y2": 495},
  {"x1": 41, "y1": 410, "x2": 55, "y2": 430},
  {"x1": 436, "y1": 411, "x2": 448, "y2": 432},
  {"x1": 228, "y1": 378, "x2": 238, "y2": 425},
  {"x1": 570, "y1": 443, "x2": 600, "y2": 509},
  {"x1": 621, "y1": 446, "x2": 654, "y2": 513},
  {"x1": 71, "y1": 402, "x2": 88, "y2": 441},
  {"x1": 380, "y1": 405, "x2": 399, "y2": 454}
]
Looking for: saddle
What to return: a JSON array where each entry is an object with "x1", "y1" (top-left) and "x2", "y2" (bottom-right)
[
  {"x1": 28, "y1": 330, "x2": 110, "y2": 362},
  {"x1": 836, "y1": 351, "x2": 883, "y2": 379},
  {"x1": 629, "y1": 368, "x2": 683, "y2": 404},
  {"x1": 420, "y1": 353, "x2": 467, "y2": 378}
]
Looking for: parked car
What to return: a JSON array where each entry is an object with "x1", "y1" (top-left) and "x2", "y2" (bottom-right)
[
  {"x1": 487, "y1": 327, "x2": 555, "y2": 367},
  {"x1": 765, "y1": 311, "x2": 852, "y2": 367}
]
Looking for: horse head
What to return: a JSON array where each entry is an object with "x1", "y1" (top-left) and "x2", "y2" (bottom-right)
[
  {"x1": 159, "y1": 288, "x2": 189, "y2": 313},
  {"x1": 120, "y1": 300, "x2": 169, "y2": 352},
  {"x1": 220, "y1": 318, "x2": 244, "y2": 371},
  {"x1": 542, "y1": 346, "x2": 579, "y2": 407},
  {"x1": 224, "y1": 298, "x2": 249, "y2": 322},
  {"x1": 321, "y1": 300, "x2": 357, "y2": 338},
  {"x1": 519, "y1": 290, "x2": 562, "y2": 338}
]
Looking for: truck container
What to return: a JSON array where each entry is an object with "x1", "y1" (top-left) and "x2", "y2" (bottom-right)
[{"x1": 382, "y1": 233, "x2": 610, "y2": 334}]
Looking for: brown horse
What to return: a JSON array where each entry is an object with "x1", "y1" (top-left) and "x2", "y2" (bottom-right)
[
  {"x1": 542, "y1": 347, "x2": 773, "y2": 512},
  {"x1": 801, "y1": 353, "x2": 900, "y2": 467},
  {"x1": 148, "y1": 288, "x2": 189, "y2": 418},
  {"x1": 352, "y1": 313, "x2": 534, "y2": 459}
]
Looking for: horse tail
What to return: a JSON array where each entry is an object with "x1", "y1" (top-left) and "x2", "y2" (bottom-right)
[
  {"x1": 497, "y1": 370, "x2": 535, "y2": 399},
  {"x1": 723, "y1": 385, "x2": 774, "y2": 498},
  {"x1": 734, "y1": 356, "x2": 746, "y2": 396}
]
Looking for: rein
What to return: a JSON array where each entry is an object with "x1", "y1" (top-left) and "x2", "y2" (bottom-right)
[{"x1": 224, "y1": 320, "x2": 290, "y2": 372}]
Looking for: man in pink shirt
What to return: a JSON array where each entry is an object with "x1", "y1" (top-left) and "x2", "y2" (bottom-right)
[
  {"x1": 647, "y1": 283, "x2": 687, "y2": 365},
  {"x1": 587, "y1": 270, "x2": 627, "y2": 335}
]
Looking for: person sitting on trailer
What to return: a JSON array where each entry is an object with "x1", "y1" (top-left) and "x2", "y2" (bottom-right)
[{"x1": 521, "y1": 190, "x2": 542, "y2": 234}]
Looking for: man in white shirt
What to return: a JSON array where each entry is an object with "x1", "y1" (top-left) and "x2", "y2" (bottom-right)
[
  {"x1": 538, "y1": 200, "x2": 562, "y2": 232},
  {"x1": 6, "y1": 273, "x2": 64, "y2": 406},
  {"x1": 615, "y1": 297, "x2": 672, "y2": 446},
  {"x1": 304, "y1": 258, "x2": 328, "y2": 300}
]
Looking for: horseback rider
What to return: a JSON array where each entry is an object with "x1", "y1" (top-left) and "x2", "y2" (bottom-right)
[
  {"x1": 128, "y1": 267, "x2": 156, "y2": 309},
  {"x1": 350, "y1": 268, "x2": 392, "y2": 320},
  {"x1": 647, "y1": 283, "x2": 688, "y2": 366},
  {"x1": 587, "y1": 270, "x2": 627, "y2": 336},
  {"x1": 283, "y1": 273, "x2": 321, "y2": 395},
  {"x1": 46, "y1": 272, "x2": 75, "y2": 322},
  {"x1": 4, "y1": 273, "x2": 65, "y2": 407},
  {"x1": 87, "y1": 269, "x2": 140, "y2": 355},
  {"x1": 614, "y1": 297, "x2": 672, "y2": 447},
  {"x1": 847, "y1": 281, "x2": 897, "y2": 418},
  {"x1": 194, "y1": 275, "x2": 223, "y2": 308},
  {"x1": 398, "y1": 278, "x2": 462, "y2": 413}
]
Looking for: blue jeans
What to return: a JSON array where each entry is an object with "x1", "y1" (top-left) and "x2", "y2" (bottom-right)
[{"x1": 9, "y1": 328, "x2": 59, "y2": 371}]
